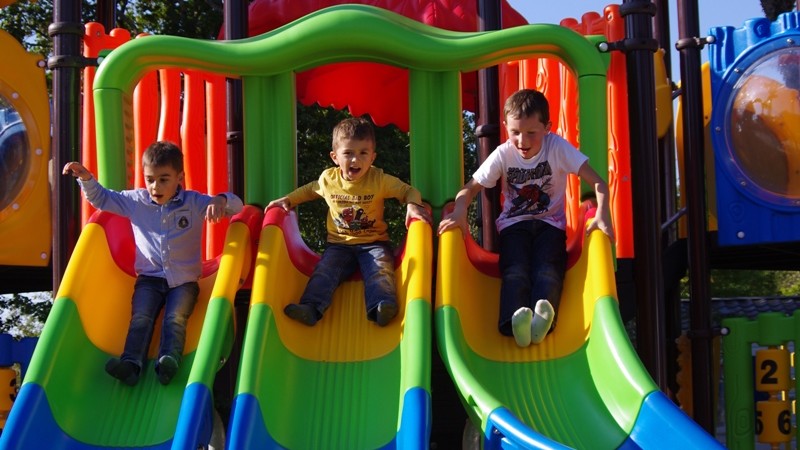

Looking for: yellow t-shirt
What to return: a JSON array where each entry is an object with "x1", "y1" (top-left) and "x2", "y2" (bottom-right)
[{"x1": 286, "y1": 166, "x2": 422, "y2": 245}]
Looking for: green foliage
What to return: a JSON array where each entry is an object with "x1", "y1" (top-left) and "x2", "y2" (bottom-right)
[
  {"x1": 460, "y1": 111, "x2": 482, "y2": 242},
  {"x1": 680, "y1": 270, "x2": 800, "y2": 298},
  {"x1": 776, "y1": 271, "x2": 800, "y2": 296},
  {"x1": 0, "y1": 293, "x2": 52, "y2": 339},
  {"x1": 116, "y1": 0, "x2": 223, "y2": 39},
  {"x1": 0, "y1": 0, "x2": 73, "y2": 57},
  {"x1": 760, "y1": 0, "x2": 797, "y2": 20},
  {"x1": 0, "y1": 0, "x2": 224, "y2": 60}
]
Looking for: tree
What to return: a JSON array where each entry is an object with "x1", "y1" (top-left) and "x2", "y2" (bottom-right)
[
  {"x1": 0, "y1": 293, "x2": 51, "y2": 338},
  {"x1": 116, "y1": 0, "x2": 223, "y2": 39},
  {"x1": 760, "y1": 0, "x2": 797, "y2": 20},
  {"x1": 0, "y1": 0, "x2": 224, "y2": 61},
  {"x1": 0, "y1": 0, "x2": 63, "y2": 58},
  {"x1": 680, "y1": 270, "x2": 800, "y2": 298}
]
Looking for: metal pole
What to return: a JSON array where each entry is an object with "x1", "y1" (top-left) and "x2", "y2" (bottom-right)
[
  {"x1": 622, "y1": 0, "x2": 669, "y2": 390},
  {"x1": 49, "y1": 0, "x2": 83, "y2": 295},
  {"x1": 225, "y1": 0, "x2": 247, "y2": 199},
  {"x1": 95, "y1": 0, "x2": 115, "y2": 31},
  {"x1": 218, "y1": 0, "x2": 249, "y2": 429},
  {"x1": 653, "y1": 0, "x2": 686, "y2": 403},
  {"x1": 475, "y1": 0, "x2": 502, "y2": 251},
  {"x1": 653, "y1": 0, "x2": 677, "y2": 246},
  {"x1": 676, "y1": 0, "x2": 715, "y2": 433}
]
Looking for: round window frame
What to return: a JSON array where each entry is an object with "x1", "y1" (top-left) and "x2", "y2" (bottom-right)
[{"x1": 711, "y1": 36, "x2": 800, "y2": 210}]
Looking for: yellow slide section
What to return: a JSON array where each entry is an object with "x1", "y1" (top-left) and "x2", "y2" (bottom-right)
[{"x1": 1, "y1": 208, "x2": 257, "y2": 449}]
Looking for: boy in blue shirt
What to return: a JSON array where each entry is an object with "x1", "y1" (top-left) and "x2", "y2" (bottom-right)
[{"x1": 63, "y1": 141, "x2": 243, "y2": 385}]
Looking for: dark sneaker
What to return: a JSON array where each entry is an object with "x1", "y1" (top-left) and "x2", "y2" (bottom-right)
[
  {"x1": 105, "y1": 357, "x2": 140, "y2": 386},
  {"x1": 376, "y1": 301, "x2": 398, "y2": 327},
  {"x1": 156, "y1": 355, "x2": 179, "y2": 385},
  {"x1": 284, "y1": 303, "x2": 319, "y2": 326}
]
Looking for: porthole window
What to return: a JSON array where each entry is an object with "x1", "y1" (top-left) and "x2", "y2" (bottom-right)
[
  {"x1": 0, "y1": 96, "x2": 30, "y2": 211},
  {"x1": 726, "y1": 47, "x2": 800, "y2": 200}
]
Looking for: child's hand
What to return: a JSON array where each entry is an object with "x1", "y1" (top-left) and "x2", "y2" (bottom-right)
[
  {"x1": 266, "y1": 197, "x2": 292, "y2": 211},
  {"x1": 405, "y1": 203, "x2": 432, "y2": 227},
  {"x1": 62, "y1": 162, "x2": 92, "y2": 181},
  {"x1": 205, "y1": 195, "x2": 228, "y2": 223},
  {"x1": 437, "y1": 210, "x2": 469, "y2": 238},
  {"x1": 586, "y1": 211, "x2": 615, "y2": 245}
]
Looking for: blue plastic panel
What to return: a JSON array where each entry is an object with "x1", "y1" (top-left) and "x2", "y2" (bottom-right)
[{"x1": 708, "y1": 12, "x2": 800, "y2": 246}]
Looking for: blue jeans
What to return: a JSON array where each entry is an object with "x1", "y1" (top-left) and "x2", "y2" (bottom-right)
[
  {"x1": 299, "y1": 241, "x2": 396, "y2": 322},
  {"x1": 497, "y1": 220, "x2": 567, "y2": 336},
  {"x1": 120, "y1": 275, "x2": 199, "y2": 370}
]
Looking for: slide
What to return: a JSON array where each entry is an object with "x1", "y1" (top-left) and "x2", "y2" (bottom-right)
[
  {"x1": 226, "y1": 207, "x2": 432, "y2": 449},
  {"x1": 435, "y1": 212, "x2": 724, "y2": 449},
  {"x1": 0, "y1": 206, "x2": 261, "y2": 450}
]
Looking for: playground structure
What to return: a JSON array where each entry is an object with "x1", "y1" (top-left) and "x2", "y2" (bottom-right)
[
  {"x1": 0, "y1": 0, "x2": 799, "y2": 448},
  {"x1": 0, "y1": 28, "x2": 50, "y2": 269}
]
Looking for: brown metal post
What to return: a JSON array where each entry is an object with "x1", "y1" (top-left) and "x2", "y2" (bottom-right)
[
  {"x1": 49, "y1": 0, "x2": 83, "y2": 294},
  {"x1": 95, "y1": 0, "x2": 116, "y2": 31},
  {"x1": 475, "y1": 0, "x2": 502, "y2": 251},
  {"x1": 621, "y1": 0, "x2": 669, "y2": 390},
  {"x1": 217, "y1": 0, "x2": 249, "y2": 428},
  {"x1": 676, "y1": 0, "x2": 715, "y2": 433},
  {"x1": 225, "y1": 0, "x2": 247, "y2": 199}
]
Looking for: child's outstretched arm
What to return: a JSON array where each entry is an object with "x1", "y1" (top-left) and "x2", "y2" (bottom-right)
[
  {"x1": 266, "y1": 196, "x2": 292, "y2": 211},
  {"x1": 266, "y1": 182, "x2": 320, "y2": 212},
  {"x1": 437, "y1": 178, "x2": 482, "y2": 238},
  {"x1": 62, "y1": 162, "x2": 93, "y2": 181},
  {"x1": 577, "y1": 162, "x2": 615, "y2": 244},
  {"x1": 405, "y1": 202, "x2": 432, "y2": 226},
  {"x1": 206, "y1": 193, "x2": 243, "y2": 223}
]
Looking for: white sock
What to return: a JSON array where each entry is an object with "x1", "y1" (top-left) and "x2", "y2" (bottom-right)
[
  {"x1": 530, "y1": 299, "x2": 555, "y2": 344},
  {"x1": 511, "y1": 307, "x2": 533, "y2": 347}
]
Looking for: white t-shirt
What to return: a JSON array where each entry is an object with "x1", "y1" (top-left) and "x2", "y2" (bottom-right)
[{"x1": 472, "y1": 133, "x2": 588, "y2": 232}]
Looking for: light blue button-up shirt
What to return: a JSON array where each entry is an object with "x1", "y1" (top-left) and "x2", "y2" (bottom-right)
[{"x1": 78, "y1": 178, "x2": 244, "y2": 287}]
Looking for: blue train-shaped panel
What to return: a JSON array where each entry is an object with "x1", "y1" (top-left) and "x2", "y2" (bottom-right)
[{"x1": 709, "y1": 11, "x2": 800, "y2": 246}]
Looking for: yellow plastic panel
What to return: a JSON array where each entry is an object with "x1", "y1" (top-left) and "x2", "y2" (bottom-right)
[
  {"x1": 654, "y1": 49, "x2": 673, "y2": 139},
  {"x1": 675, "y1": 62, "x2": 718, "y2": 235},
  {"x1": 0, "y1": 30, "x2": 51, "y2": 266},
  {"x1": 252, "y1": 220, "x2": 432, "y2": 362}
]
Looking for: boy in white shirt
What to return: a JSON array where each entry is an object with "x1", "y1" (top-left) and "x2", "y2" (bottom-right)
[{"x1": 438, "y1": 89, "x2": 614, "y2": 346}]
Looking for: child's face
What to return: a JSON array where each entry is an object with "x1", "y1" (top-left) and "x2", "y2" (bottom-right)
[
  {"x1": 330, "y1": 138, "x2": 377, "y2": 181},
  {"x1": 504, "y1": 112, "x2": 551, "y2": 160},
  {"x1": 143, "y1": 164, "x2": 183, "y2": 205}
]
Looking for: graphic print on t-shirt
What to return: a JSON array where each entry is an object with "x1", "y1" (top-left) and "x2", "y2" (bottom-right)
[
  {"x1": 503, "y1": 161, "x2": 553, "y2": 218},
  {"x1": 331, "y1": 192, "x2": 377, "y2": 235}
]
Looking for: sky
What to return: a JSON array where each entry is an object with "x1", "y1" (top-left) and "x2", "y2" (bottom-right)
[{"x1": 505, "y1": 0, "x2": 769, "y2": 81}]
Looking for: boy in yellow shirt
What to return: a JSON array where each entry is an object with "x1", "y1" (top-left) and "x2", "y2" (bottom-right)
[{"x1": 267, "y1": 117, "x2": 430, "y2": 326}]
